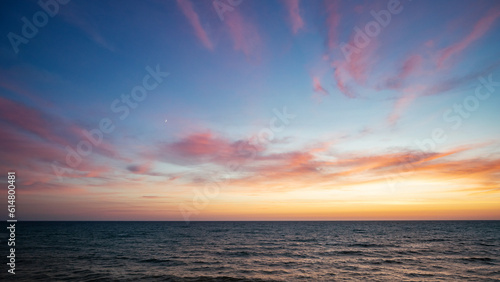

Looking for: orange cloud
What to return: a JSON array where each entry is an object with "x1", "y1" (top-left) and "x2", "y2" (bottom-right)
[{"x1": 208, "y1": 141, "x2": 500, "y2": 197}]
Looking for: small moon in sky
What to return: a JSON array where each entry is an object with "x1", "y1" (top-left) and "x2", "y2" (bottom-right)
[{"x1": 165, "y1": 119, "x2": 168, "y2": 123}]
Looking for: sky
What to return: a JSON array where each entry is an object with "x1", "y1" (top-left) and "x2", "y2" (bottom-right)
[{"x1": 0, "y1": 0, "x2": 499, "y2": 221}]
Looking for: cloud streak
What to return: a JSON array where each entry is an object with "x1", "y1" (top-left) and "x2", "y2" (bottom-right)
[
  {"x1": 325, "y1": 0, "x2": 341, "y2": 51},
  {"x1": 177, "y1": 0, "x2": 214, "y2": 50},
  {"x1": 438, "y1": 8, "x2": 500, "y2": 67},
  {"x1": 283, "y1": 0, "x2": 304, "y2": 34},
  {"x1": 224, "y1": 10, "x2": 262, "y2": 58}
]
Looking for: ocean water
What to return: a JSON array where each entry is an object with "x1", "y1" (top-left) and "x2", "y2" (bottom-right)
[{"x1": 2, "y1": 221, "x2": 500, "y2": 281}]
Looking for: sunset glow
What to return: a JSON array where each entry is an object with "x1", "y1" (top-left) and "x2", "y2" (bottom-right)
[{"x1": 1, "y1": 0, "x2": 499, "y2": 221}]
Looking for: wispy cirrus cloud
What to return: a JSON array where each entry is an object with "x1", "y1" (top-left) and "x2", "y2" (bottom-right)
[
  {"x1": 0, "y1": 97, "x2": 120, "y2": 183},
  {"x1": 220, "y1": 142, "x2": 500, "y2": 195},
  {"x1": 0, "y1": 97, "x2": 118, "y2": 159},
  {"x1": 383, "y1": 54, "x2": 423, "y2": 90},
  {"x1": 332, "y1": 39, "x2": 379, "y2": 98},
  {"x1": 283, "y1": 0, "x2": 304, "y2": 34},
  {"x1": 386, "y1": 92, "x2": 418, "y2": 126},
  {"x1": 59, "y1": 2, "x2": 115, "y2": 51},
  {"x1": 0, "y1": 121, "x2": 112, "y2": 186},
  {"x1": 333, "y1": 67, "x2": 355, "y2": 98},
  {"x1": 176, "y1": 0, "x2": 214, "y2": 50},
  {"x1": 0, "y1": 66, "x2": 61, "y2": 107},
  {"x1": 0, "y1": 97, "x2": 68, "y2": 146},
  {"x1": 422, "y1": 60, "x2": 500, "y2": 96},
  {"x1": 325, "y1": 0, "x2": 341, "y2": 51},
  {"x1": 224, "y1": 10, "x2": 262, "y2": 59},
  {"x1": 312, "y1": 76, "x2": 329, "y2": 97},
  {"x1": 438, "y1": 7, "x2": 500, "y2": 68}
]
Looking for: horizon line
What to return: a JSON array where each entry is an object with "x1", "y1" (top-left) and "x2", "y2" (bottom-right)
[{"x1": 10, "y1": 219, "x2": 500, "y2": 222}]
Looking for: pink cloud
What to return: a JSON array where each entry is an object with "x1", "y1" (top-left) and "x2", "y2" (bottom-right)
[
  {"x1": 154, "y1": 129, "x2": 298, "y2": 172},
  {"x1": 333, "y1": 67, "x2": 355, "y2": 98},
  {"x1": 0, "y1": 123, "x2": 112, "y2": 185},
  {"x1": 312, "y1": 76, "x2": 329, "y2": 96},
  {"x1": 438, "y1": 8, "x2": 500, "y2": 67},
  {"x1": 383, "y1": 54, "x2": 422, "y2": 90},
  {"x1": 342, "y1": 44, "x2": 376, "y2": 84},
  {"x1": 0, "y1": 70, "x2": 54, "y2": 107},
  {"x1": 423, "y1": 60, "x2": 500, "y2": 96},
  {"x1": 67, "y1": 124, "x2": 120, "y2": 159},
  {"x1": 387, "y1": 92, "x2": 418, "y2": 126},
  {"x1": 283, "y1": 0, "x2": 304, "y2": 34},
  {"x1": 400, "y1": 55, "x2": 423, "y2": 80},
  {"x1": 171, "y1": 131, "x2": 227, "y2": 156},
  {"x1": 0, "y1": 97, "x2": 119, "y2": 160},
  {"x1": 325, "y1": 0, "x2": 341, "y2": 51},
  {"x1": 159, "y1": 131, "x2": 262, "y2": 165},
  {"x1": 176, "y1": 0, "x2": 214, "y2": 50},
  {"x1": 0, "y1": 124, "x2": 65, "y2": 167},
  {"x1": 0, "y1": 97, "x2": 123, "y2": 183},
  {"x1": 21, "y1": 181, "x2": 88, "y2": 195},
  {"x1": 224, "y1": 10, "x2": 261, "y2": 58},
  {"x1": 0, "y1": 97, "x2": 68, "y2": 146},
  {"x1": 332, "y1": 40, "x2": 378, "y2": 98}
]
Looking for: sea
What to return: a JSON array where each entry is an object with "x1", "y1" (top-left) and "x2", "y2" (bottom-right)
[{"x1": 2, "y1": 221, "x2": 500, "y2": 281}]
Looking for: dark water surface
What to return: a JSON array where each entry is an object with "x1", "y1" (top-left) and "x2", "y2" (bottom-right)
[{"x1": 3, "y1": 221, "x2": 500, "y2": 281}]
